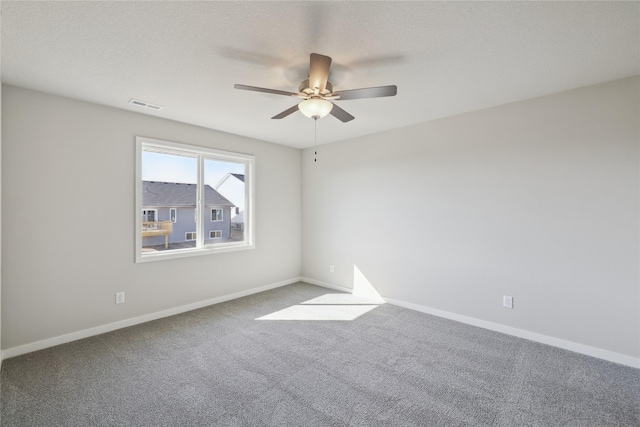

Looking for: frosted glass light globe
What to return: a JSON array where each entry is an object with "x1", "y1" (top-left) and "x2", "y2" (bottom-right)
[{"x1": 298, "y1": 99, "x2": 333, "y2": 119}]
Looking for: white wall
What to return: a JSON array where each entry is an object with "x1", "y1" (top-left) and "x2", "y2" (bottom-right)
[
  {"x1": 1, "y1": 85, "x2": 301, "y2": 351},
  {"x1": 302, "y1": 76, "x2": 640, "y2": 362},
  {"x1": 0, "y1": 71, "x2": 3, "y2": 368},
  {"x1": 2, "y1": 77, "x2": 639, "y2": 366}
]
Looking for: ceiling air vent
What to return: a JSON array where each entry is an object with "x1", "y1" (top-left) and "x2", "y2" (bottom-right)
[{"x1": 128, "y1": 99, "x2": 164, "y2": 111}]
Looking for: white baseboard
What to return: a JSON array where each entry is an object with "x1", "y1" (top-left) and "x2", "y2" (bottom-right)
[
  {"x1": 298, "y1": 277, "x2": 638, "y2": 369},
  {"x1": 1, "y1": 277, "x2": 301, "y2": 360},
  {"x1": 5, "y1": 277, "x2": 637, "y2": 369},
  {"x1": 383, "y1": 296, "x2": 640, "y2": 369},
  {"x1": 300, "y1": 276, "x2": 354, "y2": 294}
]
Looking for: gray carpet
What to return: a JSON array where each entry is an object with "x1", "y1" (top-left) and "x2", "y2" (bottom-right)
[{"x1": 1, "y1": 282, "x2": 638, "y2": 426}]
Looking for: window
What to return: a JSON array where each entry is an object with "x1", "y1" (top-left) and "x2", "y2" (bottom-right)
[
  {"x1": 211, "y1": 208, "x2": 223, "y2": 221},
  {"x1": 142, "y1": 209, "x2": 157, "y2": 222},
  {"x1": 136, "y1": 136, "x2": 254, "y2": 262}
]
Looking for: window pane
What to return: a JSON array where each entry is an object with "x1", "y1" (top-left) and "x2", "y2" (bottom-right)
[
  {"x1": 204, "y1": 158, "x2": 246, "y2": 245},
  {"x1": 141, "y1": 150, "x2": 197, "y2": 253},
  {"x1": 142, "y1": 209, "x2": 157, "y2": 222},
  {"x1": 211, "y1": 208, "x2": 222, "y2": 221}
]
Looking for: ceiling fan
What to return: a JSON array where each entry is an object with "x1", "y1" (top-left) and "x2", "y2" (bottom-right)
[{"x1": 234, "y1": 53, "x2": 397, "y2": 122}]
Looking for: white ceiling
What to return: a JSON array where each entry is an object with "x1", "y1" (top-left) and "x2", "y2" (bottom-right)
[{"x1": 1, "y1": 1, "x2": 638, "y2": 149}]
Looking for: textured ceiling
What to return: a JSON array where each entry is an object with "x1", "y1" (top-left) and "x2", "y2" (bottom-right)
[{"x1": 1, "y1": 1, "x2": 638, "y2": 149}]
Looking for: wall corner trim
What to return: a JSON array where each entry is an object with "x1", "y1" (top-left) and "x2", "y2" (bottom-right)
[{"x1": 1, "y1": 277, "x2": 302, "y2": 360}]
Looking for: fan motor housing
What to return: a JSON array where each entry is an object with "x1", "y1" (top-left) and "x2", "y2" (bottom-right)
[{"x1": 299, "y1": 79, "x2": 333, "y2": 96}]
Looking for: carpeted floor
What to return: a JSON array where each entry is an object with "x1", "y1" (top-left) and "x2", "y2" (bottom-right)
[{"x1": 1, "y1": 282, "x2": 639, "y2": 426}]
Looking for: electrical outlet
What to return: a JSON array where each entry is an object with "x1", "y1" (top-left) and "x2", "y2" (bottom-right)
[
  {"x1": 329, "y1": 264, "x2": 335, "y2": 273},
  {"x1": 116, "y1": 292, "x2": 125, "y2": 305},
  {"x1": 503, "y1": 295, "x2": 513, "y2": 309}
]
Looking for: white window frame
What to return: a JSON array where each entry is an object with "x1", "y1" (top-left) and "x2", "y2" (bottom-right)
[
  {"x1": 211, "y1": 208, "x2": 223, "y2": 222},
  {"x1": 169, "y1": 208, "x2": 177, "y2": 223},
  {"x1": 136, "y1": 136, "x2": 255, "y2": 262},
  {"x1": 210, "y1": 230, "x2": 222, "y2": 239},
  {"x1": 185, "y1": 232, "x2": 196, "y2": 241}
]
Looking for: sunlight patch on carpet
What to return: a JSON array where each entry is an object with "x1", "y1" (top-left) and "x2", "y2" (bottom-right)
[
  {"x1": 256, "y1": 292, "x2": 383, "y2": 321},
  {"x1": 256, "y1": 303, "x2": 378, "y2": 321},
  {"x1": 257, "y1": 266, "x2": 385, "y2": 321}
]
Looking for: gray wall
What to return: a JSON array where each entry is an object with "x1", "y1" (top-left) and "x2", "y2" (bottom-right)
[
  {"x1": 1, "y1": 85, "x2": 301, "y2": 350},
  {"x1": 302, "y1": 76, "x2": 640, "y2": 360}
]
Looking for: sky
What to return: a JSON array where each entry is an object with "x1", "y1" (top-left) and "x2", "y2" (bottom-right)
[{"x1": 142, "y1": 151, "x2": 245, "y2": 187}]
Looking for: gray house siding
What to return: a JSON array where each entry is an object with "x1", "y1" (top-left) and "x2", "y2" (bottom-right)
[
  {"x1": 141, "y1": 181, "x2": 234, "y2": 248},
  {"x1": 204, "y1": 205, "x2": 232, "y2": 242},
  {"x1": 142, "y1": 206, "x2": 233, "y2": 246},
  {"x1": 173, "y1": 207, "x2": 196, "y2": 244}
]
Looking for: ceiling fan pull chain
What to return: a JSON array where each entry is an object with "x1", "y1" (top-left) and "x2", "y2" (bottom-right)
[{"x1": 314, "y1": 117, "x2": 318, "y2": 163}]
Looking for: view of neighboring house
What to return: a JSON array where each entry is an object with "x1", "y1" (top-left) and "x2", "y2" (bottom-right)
[
  {"x1": 214, "y1": 173, "x2": 245, "y2": 232},
  {"x1": 142, "y1": 181, "x2": 235, "y2": 248}
]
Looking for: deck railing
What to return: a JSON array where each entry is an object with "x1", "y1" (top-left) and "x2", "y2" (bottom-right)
[{"x1": 142, "y1": 221, "x2": 173, "y2": 248}]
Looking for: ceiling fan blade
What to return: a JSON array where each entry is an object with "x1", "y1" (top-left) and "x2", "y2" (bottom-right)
[
  {"x1": 234, "y1": 84, "x2": 298, "y2": 97},
  {"x1": 271, "y1": 104, "x2": 300, "y2": 119},
  {"x1": 329, "y1": 102, "x2": 355, "y2": 123},
  {"x1": 334, "y1": 85, "x2": 397, "y2": 100},
  {"x1": 309, "y1": 53, "x2": 332, "y2": 93}
]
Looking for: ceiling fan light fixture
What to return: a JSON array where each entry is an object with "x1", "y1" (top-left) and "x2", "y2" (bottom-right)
[{"x1": 298, "y1": 98, "x2": 333, "y2": 119}]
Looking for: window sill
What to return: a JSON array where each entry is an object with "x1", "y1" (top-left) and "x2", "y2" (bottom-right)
[{"x1": 136, "y1": 242, "x2": 254, "y2": 263}]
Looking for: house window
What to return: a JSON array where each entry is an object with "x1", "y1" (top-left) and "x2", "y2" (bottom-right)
[
  {"x1": 211, "y1": 208, "x2": 223, "y2": 221},
  {"x1": 136, "y1": 136, "x2": 254, "y2": 262},
  {"x1": 142, "y1": 209, "x2": 157, "y2": 222}
]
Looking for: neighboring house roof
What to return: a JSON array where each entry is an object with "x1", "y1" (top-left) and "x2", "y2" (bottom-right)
[
  {"x1": 142, "y1": 181, "x2": 234, "y2": 207},
  {"x1": 214, "y1": 172, "x2": 245, "y2": 189},
  {"x1": 231, "y1": 211, "x2": 244, "y2": 223}
]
